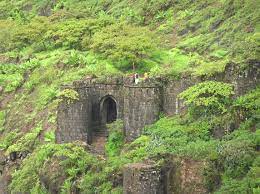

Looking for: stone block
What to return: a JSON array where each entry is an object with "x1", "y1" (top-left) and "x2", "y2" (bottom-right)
[{"x1": 123, "y1": 163, "x2": 164, "y2": 194}]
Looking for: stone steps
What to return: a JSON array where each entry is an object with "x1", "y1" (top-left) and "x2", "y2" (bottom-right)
[
  {"x1": 91, "y1": 127, "x2": 108, "y2": 155},
  {"x1": 91, "y1": 135, "x2": 107, "y2": 155}
]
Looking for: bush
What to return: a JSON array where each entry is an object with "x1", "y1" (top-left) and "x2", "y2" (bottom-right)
[
  {"x1": 234, "y1": 88, "x2": 260, "y2": 122},
  {"x1": 179, "y1": 81, "x2": 234, "y2": 118},
  {"x1": 36, "y1": 86, "x2": 58, "y2": 109},
  {"x1": 0, "y1": 72, "x2": 24, "y2": 92},
  {"x1": 218, "y1": 139, "x2": 256, "y2": 179},
  {"x1": 216, "y1": 156, "x2": 260, "y2": 194},
  {"x1": 0, "y1": 20, "x2": 16, "y2": 52},
  {"x1": 45, "y1": 16, "x2": 114, "y2": 50},
  {"x1": 215, "y1": 178, "x2": 252, "y2": 194},
  {"x1": 0, "y1": 130, "x2": 20, "y2": 150},
  {"x1": 91, "y1": 22, "x2": 158, "y2": 71},
  {"x1": 10, "y1": 16, "x2": 50, "y2": 51},
  {"x1": 57, "y1": 88, "x2": 79, "y2": 104},
  {"x1": 44, "y1": 130, "x2": 55, "y2": 143},
  {"x1": 6, "y1": 125, "x2": 42, "y2": 154},
  {"x1": 10, "y1": 143, "x2": 101, "y2": 193},
  {"x1": 123, "y1": 135, "x2": 152, "y2": 162},
  {"x1": 105, "y1": 120, "x2": 124, "y2": 157},
  {"x1": 144, "y1": 117, "x2": 215, "y2": 159}
]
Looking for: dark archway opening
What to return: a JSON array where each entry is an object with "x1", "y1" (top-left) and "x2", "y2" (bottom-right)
[
  {"x1": 102, "y1": 97, "x2": 117, "y2": 124},
  {"x1": 89, "y1": 96, "x2": 117, "y2": 154}
]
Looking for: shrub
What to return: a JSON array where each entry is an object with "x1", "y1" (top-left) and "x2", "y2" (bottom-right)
[
  {"x1": 36, "y1": 86, "x2": 58, "y2": 109},
  {"x1": 0, "y1": 20, "x2": 16, "y2": 52},
  {"x1": 91, "y1": 22, "x2": 158, "y2": 71},
  {"x1": 216, "y1": 156, "x2": 260, "y2": 194},
  {"x1": 218, "y1": 139, "x2": 256, "y2": 179},
  {"x1": 9, "y1": 143, "x2": 59, "y2": 193},
  {"x1": 234, "y1": 88, "x2": 260, "y2": 122},
  {"x1": 123, "y1": 135, "x2": 151, "y2": 162},
  {"x1": 0, "y1": 129, "x2": 20, "y2": 150},
  {"x1": 179, "y1": 81, "x2": 234, "y2": 117},
  {"x1": 6, "y1": 125, "x2": 42, "y2": 154},
  {"x1": 45, "y1": 16, "x2": 114, "y2": 50},
  {"x1": 144, "y1": 117, "x2": 215, "y2": 159},
  {"x1": 25, "y1": 66, "x2": 56, "y2": 92},
  {"x1": 44, "y1": 130, "x2": 55, "y2": 143},
  {"x1": 0, "y1": 72, "x2": 24, "y2": 92},
  {"x1": 10, "y1": 16, "x2": 50, "y2": 51},
  {"x1": 105, "y1": 120, "x2": 124, "y2": 157},
  {"x1": 57, "y1": 88, "x2": 79, "y2": 104},
  {"x1": 10, "y1": 143, "x2": 101, "y2": 193},
  {"x1": 215, "y1": 177, "x2": 252, "y2": 194}
]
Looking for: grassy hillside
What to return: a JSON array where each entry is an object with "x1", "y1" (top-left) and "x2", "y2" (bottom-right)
[{"x1": 0, "y1": 0, "x2": 259, "y2": 193}]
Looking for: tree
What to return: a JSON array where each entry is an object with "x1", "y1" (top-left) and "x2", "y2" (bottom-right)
[
  {"x1": 91, "y1": 22, "x2": 158, "y2": 71},
  {"x1": 0, "y1": 19, "x2": 15, "y2": 52},
  {"x1": 10, "y1": 16, "x2": 50, "y2": 51},
  {"x1": 46, "y1": 15, "x2": 114, "y2": 50}
]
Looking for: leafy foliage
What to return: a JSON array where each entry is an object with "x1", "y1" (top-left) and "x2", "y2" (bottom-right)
[
  {"x1": 57, "y1": 88, "x2": 79, "y2": 104},
  {"x1": 105, "y1": 120, "x2": 124, "y2": 157},
  {"x1": 0, "y1": 130, "x2": 20, "y2": 150},
  {"x1": 179, "y1": 81, "x2": 234, "y2": 117},
  {"x1": 91, "y1": 22, "x2": 158, "y2": 70},
  {"x1": 44, "y1": 130, "x2": 55, "y2": 143},
  {"x1": 233, "y1": 87, "x2": 260, "y2": 125},
  {"x1": 6, "y1": 125, "x2": 42, "y2": 154}
]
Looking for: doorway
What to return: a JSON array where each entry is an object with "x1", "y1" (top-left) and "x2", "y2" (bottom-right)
[
  {"x1": 90, "y1": 96, "x2": 117, "y2": 154},
  {"x1": 101, "y1": 96, "x2": 117, "y2": 124}
]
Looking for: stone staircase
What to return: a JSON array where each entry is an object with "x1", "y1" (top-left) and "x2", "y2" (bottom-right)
[{"x1": 91, "y1": 127, "x2": 108, "y2": 155}]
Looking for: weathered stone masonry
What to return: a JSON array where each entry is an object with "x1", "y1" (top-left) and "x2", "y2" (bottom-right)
[
  {"x1": 56, "y1": 77, "x2": 162, "y2": 143},
  {"x1": 123, "y1": 84, "x2": 161, "y2": 141},
  {"x1": 56, "y1": 63, "x2": 259, "y2": 144}
]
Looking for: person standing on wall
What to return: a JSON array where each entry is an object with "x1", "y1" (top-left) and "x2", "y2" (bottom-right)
[{"x1": 134, "y1": 73, "x2": 139, "y2": 84}]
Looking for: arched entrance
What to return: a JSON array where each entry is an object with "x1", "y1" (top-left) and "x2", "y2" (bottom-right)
[
  {"x1": 90, "y1": 96, "x2": 117, "y2": 154},
  {"x1": 100, "y1": 96, "x2": 117, "y2": 125}
]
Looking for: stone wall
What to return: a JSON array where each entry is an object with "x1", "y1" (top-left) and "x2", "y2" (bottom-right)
[
  {"x1": 214, "y1": 62, "x2": 259, "y2": 96},
  {"x1": 56, "y1": 78, "x2": 125, "y2": 143},
  {"x1": 163, "y1": 76, "x2": 199, "y2": 116},
  {"x1": 57, "y1": 63, "x2": 259, "y2": 143},
  {"x1": 123, "y1": 163, "x2": 164, "y2": 194},
  {"x1": 163, "y1": 63, "x2": 259, "y2": 116},
  {"x1": 56, "y1": 77, "x2": 162, "y2": 143},
  {"x1": 56, "y1": 87, "x2": 91, "y2": 143},
  {"x1": 123, "y1": 158, "x2": 210, "y2": 194},
  {"x1": 165, "y1": 158, "x2": 208, "y2": 194},
  {"x1": 124, "y1": 85, "x2": 161, "y2": 141}
]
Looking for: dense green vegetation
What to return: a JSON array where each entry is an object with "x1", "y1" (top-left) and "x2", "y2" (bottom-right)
[{"x1": 0, "y1": 0, "x2": 259, "y2": 193}]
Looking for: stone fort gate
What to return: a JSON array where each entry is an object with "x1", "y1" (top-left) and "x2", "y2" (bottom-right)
[
  {"x1": 56, "y1": 77, "x2": 162, "y2": 146},
  {"x1": 56, "y1": 65, "x2": 259, "y2": 146}
]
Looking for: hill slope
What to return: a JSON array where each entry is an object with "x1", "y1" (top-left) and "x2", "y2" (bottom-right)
[{"x1": 0, "y1": 0, "x2": 259, "y2": 193}]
